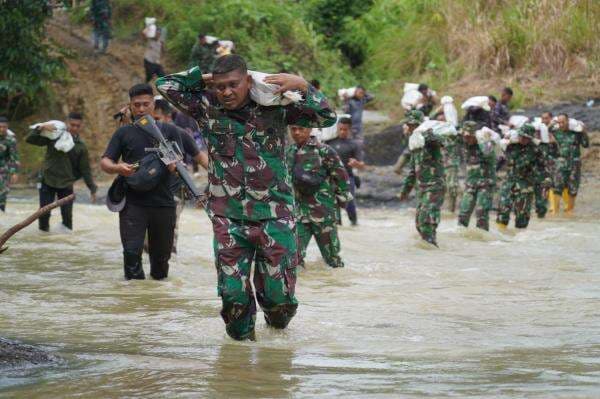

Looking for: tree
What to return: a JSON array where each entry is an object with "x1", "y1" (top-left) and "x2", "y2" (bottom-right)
[{"x1": 0, "y1": 0, "x2": 63, "y2": 118}]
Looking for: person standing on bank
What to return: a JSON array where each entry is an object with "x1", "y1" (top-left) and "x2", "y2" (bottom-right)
[
  {"x1": 142, "y1": 18, "x2": 165, "y2": 83},
  {"x1": 26, "y1": 112, "x2": 97, "y2": 231},
  {"x1": 100, "y1": 83, "x2": 183, "y2": 280},
  {"x1": 343, "y1": 85, "x2": 373, "y2": 145},
  {"x1": 156, "y1": 54, "x2": 336, "y2": 341}
]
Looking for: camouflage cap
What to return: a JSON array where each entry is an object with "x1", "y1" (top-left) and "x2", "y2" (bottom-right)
[
  {"x1": 517, "y1": 124, "x2": 536, "y2": 139},
  {"x1": 461, "y1": 121, "x2": 478, "y2": 134},
  {"x1": 404, "y1": 110, "x2": 425, "y2": 125}
]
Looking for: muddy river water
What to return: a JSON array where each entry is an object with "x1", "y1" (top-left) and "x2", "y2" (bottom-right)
[{"x1": 1, "y1": 193, "x2": 599, "y2": 398}]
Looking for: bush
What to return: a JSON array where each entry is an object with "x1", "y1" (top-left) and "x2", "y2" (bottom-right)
[
  {"x1": 0, "y1": 0, "x2": 63, "y2": 119},
  {"x1": 110, "y1": 0, "x2": 355, "y2": 99}
]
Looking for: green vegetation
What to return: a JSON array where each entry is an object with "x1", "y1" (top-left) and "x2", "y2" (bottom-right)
[{"x1": 0, "y1": 0, "x2": 63, "y2": 119}]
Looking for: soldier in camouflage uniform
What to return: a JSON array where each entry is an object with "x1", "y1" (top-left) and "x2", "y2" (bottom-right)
[
  {"x1": 156, "y1": 55, "x2": 336, "y2": 341},
  {"x1": 189, "y1": 34, "x2": 216, "y2": 71},
  {"x1": 286, "y1": 125, "x2": 352, "y2": 268},
  {"x1": 0, "y1": 117, "x2": 20, "y2": 212},
  {"x1": 533, "y1": 113, "x2": 557, "y2": 218},
  {"x1": 548, "y1": 113, "x2": 589, "y2": 215},
  {"x1": 496, "y1": 125, "x2": 550, "y2": 229},
  {"x1": 457, "y1": 121, "x2": 496, "y2": 231},
  {"x1": 399, "y1": 110, "x2": 446, "y2": 246},
  {"x1": 439, "y1": 115, "x2": 461, "y2": 212}
]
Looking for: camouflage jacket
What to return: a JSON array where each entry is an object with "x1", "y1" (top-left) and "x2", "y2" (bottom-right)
[
  {"x1": 400, "y1": 130, "x2": 445, "y2": 196},
  {"x1": 286, "y1": 136, "x2": 352, "y2": 223},
  {"x1": 442, "y1": 135, "x2": 462, "y2": 168},
  {"x1": 552, "y1": 128, "x2": 589, "y2": 167},
  {"x1": 504, "y1": 143, "x2": 547, "y2": 190},
  {"x1": 156, "y1": 67, "x2": 337, "y2": 221},
  {"x1": 0, "y1": 134, "x2": 19, "y2": 175},
  {"x1": 463, "y1": 142, "x2": 496, "y2": 189}
]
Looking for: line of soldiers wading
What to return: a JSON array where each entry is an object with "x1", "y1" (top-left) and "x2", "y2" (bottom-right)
[{"x1": 0, "y1": 55, "x2": 590, "y2": 342}]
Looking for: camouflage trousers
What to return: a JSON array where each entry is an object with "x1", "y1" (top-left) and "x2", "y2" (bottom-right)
[
  {"x1": 0, "y1": 172, "x2": 10, "y2": 209},
  {"x1": 496, "y1": 184, "x2": 533, "y2": 229},
  {"x1": 297, "y1": 219, "x2": 344, "y2": 268},
  {"x1": 212, "y1": 216, "x2": 299, "y2": 341},
  {"x1": 445, "y1": 165, "x2": 459, "y2": 211},
  {"x1": 415, "y1": 188, "x2": 445, "y2": 245},
  {"x1": 458, "y1": 185, "x2": 493, "y2": 231},
  {"x1": 553, "y1": 158, "x2": 581, "y2": 196},
  {"x1": 533, "y1": 182, "x2": 548, "y2": 218}
]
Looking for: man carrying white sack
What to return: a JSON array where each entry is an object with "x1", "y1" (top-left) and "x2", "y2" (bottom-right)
[{"x1": 26, "y1": 112, "x2": 97, "y2": 231}]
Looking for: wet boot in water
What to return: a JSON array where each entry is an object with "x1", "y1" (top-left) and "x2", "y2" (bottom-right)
[
  {"x1": 447, "y1": 194, "x2": 457, "y2": 213},
  {"x1": 564, "y1": 189, "x2": 576, "y2": 215},
  {"x1": 123, "y1": 251, "x2": 145, "y2": 280}
]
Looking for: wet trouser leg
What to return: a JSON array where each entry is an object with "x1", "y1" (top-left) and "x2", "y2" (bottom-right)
[
  {"x1": 534, "y1": 182, "x2": 547, "y2": 218},
  {"x1": 38, "y1": 182, "x2": 56, "y2": 231},
  {"x1": 474, "y1": 186, "x2": 492, "y2": 231},
  {"x1": 445, "y1": 166, "x2": 459, "y2": 212},
  {"x1": 514, "y1": 191, "x2": 533, "y2": 229},
  {"x1": 496, "y1": 183, "x2": 512, "y2": 226},
  {"x1": 0, "y1": 192, "x2": 7, "y2": 212},
  {"x1": 416, "y1": 188, "x2": 445, "y2": 245},
  {"x1": 57, "y1": 185, "x2": 74, "y2": 230},
  {"x1": 312, "y1": 220, "x2": 344, "y2": 268},
  {"x1": 119, "y1": 203, "x2": 148, "y2": 279},
  {"x1": 345, "y1": 175, "x2": 357, "y2": 224},
  {"x1": 458, "y1": 188, "x2": 477, "y2": 228},
  {"x1": 172, "y1": 195, "x2": 185, "y2": 254},
  {"x1": 212, "y1": 216, "x2": 298, "y2": 341},
  {"x1": 296, "y1": 221, "x2": 312, "y2": 266},
  {"x1": 147, "y1": 207, "x2": 176, "y2": 280}
]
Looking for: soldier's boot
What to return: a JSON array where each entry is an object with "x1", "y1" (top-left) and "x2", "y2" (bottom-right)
[
  {"x1": 496, "y1": 222, "x2": 508, "y2": 231},
  {"x1": 0, "y1": 204, "x2": 5, "y2": 212},
  {"x1": 264, "y1": 303, "x2": 298, "y2": 330},
  {"x1": 565, "y1": 192, "x2": 576, "y2": 215},
  {"x1": 548, "y1": 191, "x2": 560, "y2": 216},
  {"x1": 123, "y1": 251, "x2": 145, "y2": 280}
]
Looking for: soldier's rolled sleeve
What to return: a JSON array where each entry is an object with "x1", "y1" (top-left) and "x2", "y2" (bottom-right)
[
  {"x1": 285, "y1": 85, "x2": 337, "y2": 129},
  {"x1": 156, "y1": 67, "x2": 208, "y2": 122}
]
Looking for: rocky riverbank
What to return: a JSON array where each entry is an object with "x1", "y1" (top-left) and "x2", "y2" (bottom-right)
[{"x1": 0, "y1": 337, "x2": 59, "y2": 369}]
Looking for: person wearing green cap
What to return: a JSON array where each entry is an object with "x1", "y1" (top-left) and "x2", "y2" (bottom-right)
[
  {"x1": 457, "y1": 121, "x2": 496, "y2": 230},
  {"x1": 399, "y1": 110, "x2": 445, "y2": 246},
  {"x1": 496, "y1": 124, "x2": 550, "y2": 229}
]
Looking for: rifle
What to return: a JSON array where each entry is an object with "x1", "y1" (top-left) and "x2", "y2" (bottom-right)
[{"x1": 134, "y1": 115, "x2": 206, "y2": 206}]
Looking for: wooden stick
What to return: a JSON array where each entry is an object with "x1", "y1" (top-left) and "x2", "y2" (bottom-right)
[{"x1": 0, "y1": 194, "x2": 76, "y2": 254}]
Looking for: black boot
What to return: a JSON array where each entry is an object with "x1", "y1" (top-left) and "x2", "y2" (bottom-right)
[
  {"x1": 0, "y1": 204, "x2": 5, "y2": 212},
  {"x1": 123, "y1": 251, "x2": 145, "y2": 280}
]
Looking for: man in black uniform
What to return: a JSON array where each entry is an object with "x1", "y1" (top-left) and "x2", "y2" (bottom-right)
[
  {"x1": 327, "y1": 118, "x2": 365, "y2": 225},
  {"x1": 100, "y1": 83, "x2": 183, "y2": 280}
]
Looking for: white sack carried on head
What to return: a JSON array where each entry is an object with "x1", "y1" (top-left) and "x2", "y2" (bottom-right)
[
  {"x1": 509, "y1": 115, "x2": 529, "y2": 128},
  {"x1": 414, "y1": 120, "x2": 457, "y2": 137},
  {"x1": 29, "y1": 120, "x2": 74, "y2": 153},
  {"x1": 249, "y1": 71, "x2": 302, "y2": 106},
  {"x1": 441, "y1": 96, "x2": 458, "y2": 126},
  {"x1": 313, "y1": 114, "x2": 350, "y2": 142},
  {"x1": 337, "y1": 87, "x2": 356, "y2": 100},
  {"x1": 401, "y1": 90, "x2": 423, "y2": 111},
  {"x1": 461, "y1": 96, "x2": 491, "y2": 112},
  {"x1": 218, "y1": 40, "x2": 235, "y2": 51}
]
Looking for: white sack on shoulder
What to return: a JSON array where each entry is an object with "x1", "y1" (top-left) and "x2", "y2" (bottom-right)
[
  {"x1": 475, "y1": 127, "x2": 501, "y2": 144},
  {"x1": 408, "y1": 131, "x2": 425, "y2": 151},
  {"x1": 249, "y1": 71, "x2": 302, "y2": 106},
  {"x1": 337, "y1": 87, "x2": 356, "y2": 100},
  {"x1": 531, "y1": 120, "x2": 550, "y2": 143},
  {"x1": 441, "y1": 96, "x2": 458, "y2": 126},
  {"x1": 401, "y1": 90, "x2": 423, "y2": 111},
  {"x1": 7, "y1": 129, "x2": 15, "y2": 138},
  {"x1": 509, "y1": 115, "x2": 529, "y2": 128},
  {"x1": 461, "y1": 96, "x2": 490, "y2": 112},
  {"x1": 550, "y1": 117, "x2": 585, "y2": 132},
  {"x1": 313, "y1": 114, "x2": 350, "y2": 142},
  {"x1": 403, "y1": 83, "x2": 420, "y2": 93},
  {"x1": 29, "y1": 120, "x2": 74, "y2": 153},
  {"x1": 205, "y1": 35, "x2": 218, "y2": 44},
  {"x1": 414, "y1": 120, "x2": 457, "y2": 136}
]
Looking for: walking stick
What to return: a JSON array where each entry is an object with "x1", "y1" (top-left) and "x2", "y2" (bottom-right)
[{"x1": 0, "y1": 194, "x2": 76, "y2": 254}]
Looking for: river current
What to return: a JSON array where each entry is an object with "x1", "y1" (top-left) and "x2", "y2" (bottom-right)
[{"x1": 1, "y1": 193, "x2": 599, "y2": 398}]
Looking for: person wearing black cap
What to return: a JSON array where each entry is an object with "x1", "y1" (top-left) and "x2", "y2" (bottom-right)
[{"x1": 100, "y1": 83, "x2": 185, "y2": 280}]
